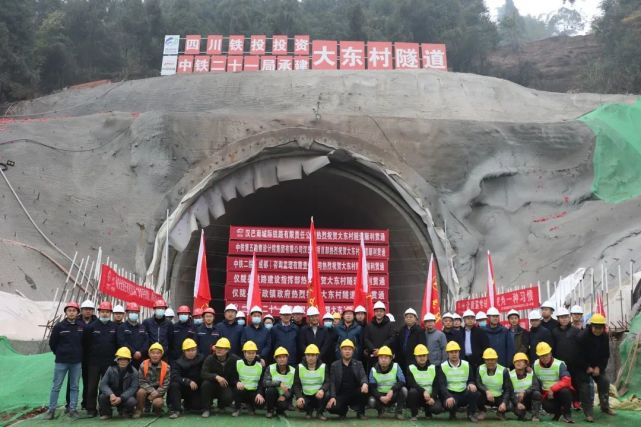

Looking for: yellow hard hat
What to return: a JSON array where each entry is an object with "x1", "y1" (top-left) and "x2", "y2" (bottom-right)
[
  {"x1": 377, "y1": 346, "x2": 393, "y2": 357},
  {"x1": 304, "y1": 344, "x2": 320, "y2": 355},
  {"x1": 148, "y1": 342, "x2": 164, "y2": 354},
  {"x1": 482, "y1": 348, "x2": 499, "y2": 360},
  {"x1": 182, "y1": 338, "x2": 197, "y2": 351},
  {"x1": 274, "y1": 346, "x2": 289, "y2": 358},
  {"x1": 413, "y1": 344, "x2": 429, "y2": 356},
  {"x1": 339, "y1": 339, "x2": 355, "y2": 349},
  {"x1": 115, "y1": 347, "x2": 132, "y2": 359},
  {"x1": 333, "y1": 312, "x2": 341, "y2": 320},
  {"x1": 445, "y1": 341, "x2": 461, "y2": 352},
  {"x1": 536, "y1": 342, "x2": 553, "y2": 357},
  {"x1": 513, "y1": 352, "x2": 529, "y2": 363},
  {"x1": 591, "y1": 313, "x2": 606, "y2": 325},
  {"x1": 215, "y1": 337, "x2": 231, "y2": 349},
  {"x1": 242, "y1": 340, "x2": 258, "y2": 352}
]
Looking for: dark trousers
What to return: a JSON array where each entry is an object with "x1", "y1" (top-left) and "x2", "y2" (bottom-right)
[
  {"x1": 66, "y1": 360, "x2": 89, "y2": 409},
  {"x1": 97, "y1": 394, "x2": 136, "y2": 416},
  {"x1": 444, "y1": 389, "x2": 480, "y2": 416},
  {"x1": 511, "y1": 390, "x2": 541, "y2": 419},
  {"x1": 368, "y1": 387, "x2": 407, "y2": 414},
  {"x1": 232, "y1": 388, "x2": 264, "y2": 410},
  {"x1": 299, "y1": 393, "x2": 329, "y2": 415},
  {"x1": 85, "y1": 364, "x2": 109, "y2": 412},
  {"x1": 327, "y1": 392, "x2": 367, "y2": 416},
  {"x1": 200, "y1": 380, "x2": 234, "y2": 410},
  {"x1": 542, "y1": 388, "x2": 573, "y2": 418},
  {"x1": 577, "y1": 372, "x2": 610, "y2": 416},
  {"x1": 478, "y1": 391, "x2": 508, "y2": 412},
  {"x1": 265, "y1": 387, "x2": 291, "y2": 413},
  {"x1": 168, "y1": 382, "x2": 202, "y2": 412},
  {"x1": 406, "y1": 388, "x2": 443, "y2": 417}
]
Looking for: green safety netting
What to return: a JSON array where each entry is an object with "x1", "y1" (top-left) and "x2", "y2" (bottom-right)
[
  {"x1": 618, "y1": 312, "x2": 641, "y2": 402},
  {"x1": 579, "y1": 98, "x2": 641, "y2": 204}
]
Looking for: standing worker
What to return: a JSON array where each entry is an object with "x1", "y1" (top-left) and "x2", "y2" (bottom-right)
[
  {"x1": 271, "y1": 305, "x2": 299, "y2": 364},
  {"x1": 117, "y1": 302, "x2": 148, "y2": 369},
  {"x1": 363, "y1": 301, "x2": 396, "y2": 370},
  {"x1": 423, "y1": 313, "x2": 447, "y2": 366},
  {"x1": 540, "y1": 301, "x2": 559, "y2": 331},
  {"x1": 461, "y1": 310, "x2": 490, "y2": 373},
  {"x1": 395, "y1": 308, "x2": 424, "y2": 373},
  {"x1": 484, "y1": 307, "x2": 515, "y2": 368},
  {"x1": 142, "y1": 299, "x2": 173, "y2": 357}
]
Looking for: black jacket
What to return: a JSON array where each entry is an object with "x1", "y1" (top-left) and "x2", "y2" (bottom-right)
[
  {"x1": 552, "y1": 325, "x2": 580, "y2": 368},
  {"x1": 293, "y1": 360, "x2": 329, "y2": 398},
  {"x1": 298, "y1": 324, "x2": 332, "y2": 364},
  {"x1": 99, "y1": 364, "x2": 139, "y2": 400},
  {"x1": 262, "y1": 364, "x2": 295, "y2": 399},
  {"x1": 444, "y1": 328, "x2": 464, "y2": 349},
  {"x1": 195, "y1": 323, "x2": 221, "y2": 357},
  {"x1": 170, "y1": 321, "x2": 196, "y2": 361},
  {"x1": 527, "y1": 325, "x2": 552, "y2": 363},
  {"x1": 541, "y1": 318, "x2": 559, "y2": 331},
  {"x1": 475, "y1": 365, "x2": 511, "y2": 404},
  {"x1": 460, "y1": 326, "x2": 490, "y2": 368},
  {"x1": 201, "y1": 352, "x2": 240, "y2": 387},
  {"x1": 142, "y1": 316, "x2": 173, "y2": 351},
  {"x1": 577, "y1": 328, "x2": 610, "y2": 373},
  {"x1": 509, "y1": 325, "x2": 530, "y2": 356},
  {"x1": 117, "y1": 321, "x2": 149, "y2": 357},
  {"x1": 49, "y1": 319, "x2": 84, "y2": 364},
  {"x1": 83, "y1": 319, "x2": 118, "y2": 367},
  {"x1": 328, "y1": 358, "x2": 368, "y2": 397},
  {"x1": 395, "y1": 324, "x2": 425, "y2": 369},
  {"x1": 362, "y1": 316, "x2": 396, "y2": 357},
  {"x1": 171, "y1": 353, "x2": 205, "y2": 385}
]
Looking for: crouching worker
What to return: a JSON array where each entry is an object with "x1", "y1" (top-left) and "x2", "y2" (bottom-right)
[
  {"x1": 476, "y1": 348, "x2": 510, "y2": 420},
  {"x1": 439, "y1": 341, "x2": 480, "y2": 422},
  {"x1": 533, "y1": 342, "x2": 574, "y2": 423},
  {"x1": 134, "y1": 342, "x2": 170, "y2": 418},
  {"x1": 294, "y1": 344, "x2": 329, "y2": 420},
  {"x1": 264, "y1": 346, "x2": 295, "y2": 418},
  {"x1": 232, "y1": 340, "x2": 265, "y2": 416},
  {"x1": 326, "y1": 339, "x2": 369, "y2": 419},
  {"x1": 200, "y1": 337, "x2": 238, "y2": 417},
  {"x1": 406, "y1": 344, "x2": 442, "y2": 421},
  {"x1": 98, "y1": 347, "x2": 138, "y2": 419},
  {"x1": 509, "y1": 352, "x2": 541, "y2": 421},
  {"x1": 368, "y1": 345, "x2": 407, "y2": 420},
  {"x1": 168, "y1": 338, "x2": 204, "y2": 418}
]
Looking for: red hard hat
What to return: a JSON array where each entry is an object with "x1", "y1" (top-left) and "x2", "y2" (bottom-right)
[
  {"x1": 203, "y1": 307, "x2": 215, "y2": 315},
  {"x1": 177, "y1": 305, "x2": 191, "y2": 314},
  {"x1": 153, "y1": 299, "x2": 167, "y2": 308},
  {"x1": 98, "y1": 301, "x2": 113, "y2": 311},
  {"x1": 125, "y1": 302, "x2": 140, "y2": 312},
  {"x1": 64, "y1": 301, "x2": 80, "y2": 311},
  {"x1": 193, "y1": 308, "x2": 204, "y2": 317}
]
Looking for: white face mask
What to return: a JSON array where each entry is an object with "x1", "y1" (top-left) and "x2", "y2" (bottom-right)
[
  {"x1": 237, "y1": 319, "x2": 245, "y2": 326},
  {"x1": 154, "y1": 308, "x2": 165, "y2": 318},
  {"x1": 128, "y1": 313, "x2": 139, "y2": 322}
]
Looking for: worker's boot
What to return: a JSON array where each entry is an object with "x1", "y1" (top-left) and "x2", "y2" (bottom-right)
[
  {"x1": 43, "y1": 410, "x2": 56, "y2": 420},
  {"x1": 531, "y1": 400, "x2": 542, "y2": 422}
]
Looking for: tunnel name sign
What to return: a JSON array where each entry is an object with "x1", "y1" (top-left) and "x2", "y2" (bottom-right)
[
  {"x1": 226, "y1": 225, "x2": 389, "y2": 313},
  {"x1": 161, "y1": 35, "x2": 447, "y2": 75}
]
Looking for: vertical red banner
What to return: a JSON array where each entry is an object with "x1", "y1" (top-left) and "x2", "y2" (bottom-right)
[
  {"x1": 271, "y1": 35, "x2": 289, "y2": 55},
  {"x1": 250, "y1": 35, "x2": 266, "y2": 55},
  {"x1": 261, "y1": 56, "x2": 277, "y2": 71},
  {"x1": 228, "y1": 35, "x2": 245, "y2": 55},
  {"x1": 339, "y1": 41, "x2": 365, "y2": 70},
  {"x1": 277, "y1": 56, "x2": 293, "y2": 71},
  {"x1": 244, "y1": 55, "x2": 259, "y2": 71},
  {"x1": 294, "y1": 35, "x2": 310, "y2": 55},
  {"x1": 394, "y1": 42, "x2": 421, "y2": 69},
  {"x1": 421, "y1": 43, "x2": 448, "y2": 71},
  {"x1": 312, "y1": 40, "x2": 337, "y2": 70},
  {"x1": 176, "y1": 55, "x2": 194, "y2": 73},
  {"x1": 227, "y1": 56, "x2": 244, "y2": 72},
  {"x1": 210, "y1": 55, "x2": 227, "y2": 72},
  {"x1": 294, "y1": 56, "x2": 309, "y2": 70},
  {"x1": 193, "y1": 55, "x2": 210, "y2": 73},
  {"x1": 184, "y1": 35, "x2": 201, "y2": 55},
  {"x1": 367, "y1": 42, "x2": 393, "y2": 70},
  {"x1": 206, "y1": 35, "x2": 223, "y2": 54}
]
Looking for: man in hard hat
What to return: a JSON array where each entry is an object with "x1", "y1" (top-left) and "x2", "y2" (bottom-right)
[
  {"x1": 135, "y1": 342, "x2": 170, "y2": 418},
  {"x1": 363, "y1": 301, "x2": 396, "y2": 371},
  {"x1": 293, "y1": 344, "x2": 329, "y2": 420},
  {"x1": 165, "y1": 308, "x2": 175, "y2": 323},
  {"x1": 298, "y1": 306, "x2": 332, "y2": 364},
  {"x1": 167, "y1": 338, "x2": 204, "y2": 418},
  {"x1": 80, "y1": 300, "x2": 97, "y2": 326},
  {"x1": 354, "y1": 305, "x2": 368, "y2": 327},
  {"x1": 326, "y1": 339, "x2": 369, "y2": 419},
  {"x1": 540, "y1": 301, "x2": 559, "y2": 331},
  {"x1": 169, "y1": 305, "x2": 195, "y2": 362},
  {"x1": 263, "y1": 347, "x2": 295, "y2": 418},
  {"x1": 322, "y1": 312, "x2": 338, "y2": 364},
  {"x1": 570, "y1": 306, "x2": 584, "y2": 330},
  {"x1": 406, "y1": 344, "x2": 443, "y2": 421},
  {"x1": 452, "y1": 313, "x2": 463, "y2": 331},
  {"x1": 241, "y1": 306, "x2": 272, "y2": 363},
  {"x1": 396, "y1": 308, "x2": 425, "y2": 374},
  {"x1": 533, "y1": 341, "x2": 574, "y2": 423},
  {"x1": 45, "y1": 301, "x2": 84, "y2": 420},
  {"x1": 70, "y1": 300, "x2": 96, "y2": 412},
  {"x1": 196, "y1": 307, "x2": 221, "y2": 357},
  {"x1": 508, "y1": 352, "x2": 541, "y2": 421},
  {"x1": 507, "y1": 309, "x2": 529, "y2": 357},
  {"x1": 200, "y1": 337, "x2": 239, "y2": 417},
  {"x1": 438, "y1": 341, "x2": 480, "y2": 422},
  {"x1": 142, "y1": 299, "x2": 173, "y2": 356},
  {"x1": 442, "y1": 312, "x2": 463, "y2": 346},
  {"x1": 263, "y1": 313, "x2": 275, "y2": 330},
  {"x1": 484, "y1": 307, "x2": 515, "y2": 368},
  {"x1": 576, "y1": 313, "x2": 615, "y2": 421},
  {"x1": 527, "y1": 310, "x2": 553, "y2": 364},
  {"x1": 271, "y1": 305, "x2": 299, "y2": 364},
  {"x1": 335, "y1": 306, "x2": 362, "y2": 361},
  {"x1": 98, "y1": 347, "x2": 139, "y2": 419},
  {"x1": 424, "y1": 312, "x2": 447, "y2": 366},
  {"x1": 112, "y1": 305, "x2": 125, "y2": 325},
  {"x1": 461, "y1": 310, "x2": 490, "y2": 374},
  {"x1": 368, "y1": 345, "x2": 407, "y2": 419},
  {"x1": 551, "y1": 307, "x2": 580, "y2": 410},
  {"x1": 332, "y1": 312, "x2": 341, "y2": 328},
  {"x1": 83, "y1": 301, "x2": 118, "y2": 417},
  {"x1": 117, "y1": 302, "x2": 148, "y2": 370},
  {"x1": 475, "y1": 348, "x2": 510, "y2": 420},
  {"x1": 232, "y1": 340, "x2": 266, "y2": 416},
  {"x1": 192, "y1": 308, "x2": 204, "y2": 327},
  {"x1": 475, "y1": 311, "x2": 488, "y2": 328},
  {"x1": 292, "y1": 305, "x2": 307, "y2": 328}
]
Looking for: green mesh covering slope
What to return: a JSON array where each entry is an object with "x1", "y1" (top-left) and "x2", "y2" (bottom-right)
[
  {"x1": 619, "y1": 312, "x2": 641, "y2": 400},
  {"x1": 579, "y1": 98, "x2": 641, "y2": 203}
]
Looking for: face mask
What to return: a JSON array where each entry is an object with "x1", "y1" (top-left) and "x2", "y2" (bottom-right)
[
  {"x1": 323, "y1": 321, "x2": 333, "y2": 328},
  {"x1": 99, "y1": 316, "x2": 110, "y2": 324},
  {"x1": 237, "y1": 319, "x2": 245, "y2": 326},
  {"x1": 193, "y1": 318, "x2": 203, "y2": 326},
  {"x1": 128, "y1": 313, "x2": 139, "y2": 322},
  {"x1": 478, "y1": 320, "x2": 487, "y2": 328},
  {"x1": 264, "y1": 323, "x2": 273, "y2": 330},
  {"x1": 251, "y1": 316, "x2": 262, "y2": 326},
  {"x1": 178, "y1": 314, "x2": 189, "y2": 323},
  {"x1": 155, "y1": 309, "x2": 165, "y2": 318}
]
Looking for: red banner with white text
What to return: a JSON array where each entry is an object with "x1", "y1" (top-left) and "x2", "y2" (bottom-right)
[{"x1": 98, "y1": 264, "x2": 163, "y2": 308}]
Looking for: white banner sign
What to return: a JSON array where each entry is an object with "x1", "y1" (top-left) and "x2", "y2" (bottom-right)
[{"x1": 163, "y1": 35, "x2": 180, "y2": 55}]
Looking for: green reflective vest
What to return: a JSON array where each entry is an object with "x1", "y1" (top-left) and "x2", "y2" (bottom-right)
[
  {"x1": 236, "y1": 359, "x2": 262, "y2": 391},
  {"x1": 409, "y1": 364, "x2": 436, "y2": 394},
  {"x1": 298, "y1": 363, "x2": 326, "y2": 396},
  {"x1": 441, "y1": 360, "x2": 469, "y2": 393},
  {"x1": 269, "y1": 363, "x2": 295, "y2": 396},
  {"x1": 509, "y1": 370, "x2": 533, "y2": 393},
  {"x1": 479, "y1": 364, "x2": 506, "y2": 397},
  {"x1": 533, "y1": 359, "x2": 563, "y2": 391},
  {"x1": 371, "y1": 362, "x2": 399, "y2": 393}
]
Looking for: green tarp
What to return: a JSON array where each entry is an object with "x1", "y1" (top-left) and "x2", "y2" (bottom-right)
[{"x1": 618, "y1": 312, "x2": 641, "y2": 400}]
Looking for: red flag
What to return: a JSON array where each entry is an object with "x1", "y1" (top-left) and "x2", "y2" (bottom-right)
[
  {"x1": 487, "y1": 250, "x2": 497, "y2": 308},
  {"x1": 421, "y1": 254, "x2": 442, "y2": 329},
  {"x1": 595, "y1": 291, "x2": 605, "y2": 316},
  {"x1": 353, "y1": 234, "x2": 373, "y2": 317},
  {"x1": 193, "y1": 230, "x2": 212, "y2": 309},
  {"x1": 307, "y1": 218, "x2": 326, "y2": 314},
  {"x1": 246, "y1": 251, "x2": 263, "y2": 311}
]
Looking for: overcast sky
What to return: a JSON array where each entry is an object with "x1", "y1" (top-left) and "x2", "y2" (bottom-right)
[{"x1": 485, "y1": 0, "x2": 602, "y2": 22}]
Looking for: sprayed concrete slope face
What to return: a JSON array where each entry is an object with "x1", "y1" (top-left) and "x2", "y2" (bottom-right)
[{"x1": 1, "y1": 71, "x2": 639, "y2": 326}]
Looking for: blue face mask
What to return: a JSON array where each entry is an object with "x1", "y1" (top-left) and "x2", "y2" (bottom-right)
[
  {"x1": 251, "y1": 316, "x2": 262, "y2": 326},
  {"x1": 237, "y1": 319, "x2": 245, "y2": 326},
  {"x1": 193, "y1": 318, "x2": 203, "y2": 326},
  {"x1": 128, "y1": 313, "x2": 139, "y2": 322},
  {"x1": 264, "y1": 323, "x2": 273, "y2": 330},
  {"x1": 154, "y1": 309, "x2": 165, "y2": 318},
  {"x1": 178, "y1": 314, "x2": 189, "y2": 323},
  {"x1": 324, "y1": 321, "x2": 333, "y2": 328},
  {"x1": 478, "y1": 320, "x2": 487, "y2": 328},
  {"x1": 99, "y1": 316, "x2": 110, "y2": 324}
]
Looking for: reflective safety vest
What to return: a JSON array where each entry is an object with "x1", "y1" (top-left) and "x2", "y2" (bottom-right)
[
  {"x1": 298, "y1": 363, "x2": 326, "y2": 396},
  {"x1": 478, "y1": 364, "x2": 506, "y2": 397},
  {"x1": 371, "y1": 362, "x2": 399, "y2": 393},
  {"x1": 269, "y1": 363, "x2": 295, "y2": 396},
  {"x1": 142, "y1": 359, "x2": 169, "y2": 386},
  {"x1": 509, "y1": 370, "x2": 533, "y2": 393},
  {"x1": 408, "y1": 364, "x2": 436, "y2": 394},
  {"x1": 440, "y1": 360, "x2": 469, "y2": 393},
  {"x1": 236, "y1": 360, "x2": 263, "y2": 391},
  {"x1": 533, "y1": 358, "x2": 563, "y2": 391}
]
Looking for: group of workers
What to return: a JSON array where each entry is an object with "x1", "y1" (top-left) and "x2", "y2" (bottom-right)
[{"x1": 46, "y1": 298, "x2": 614, "y2": 423}]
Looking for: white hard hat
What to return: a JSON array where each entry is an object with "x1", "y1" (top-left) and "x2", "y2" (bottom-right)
[
  {"x1": 236, "y1": 311, "x2": 246, "y2": 318},
  {"x1": 292, "y1": 305, "x2": 305, "y2": 314},
  {"x1": 386, "y1": 313, "x2": 395, "y2": 322},
  {"x1": 165, "y1": 308, "x2": 175, "y2": 317},
  {"x1": 322, "y1": 312, "x2": 333, "y2": 320},
  {"x1": 80, "y1": 300, "x2": 95, "y2": 309},
  {"x1": 475, "y1": 311, "x2": 487, "y2": 320},
  {"x1": 250, "y1": 305, "x2": 263, "y2": 314},
  {"x1": 528, "y1": 310, "x2": 542, "y2": 321},
  {"x1": 354, "y1": 305, "x2": 367, "y2": 313},
  {"x1": 452, "y1": 313, "x2": 462, "y2": 320},
  {"x1": 507, "y1": 309, "x2": 520, "y2": 318},
  {"x1": 263, "y1": 313, "x2": 274, "y2": 320},
  {"x1": 279, "y1": 305, "x2": 292, "y2": 315},
  {"x1": 442, "y1": 312, "x2": 453, "y2": 319},
  {"x1": 404, "y1": 308, "x2": 418, "y2": 317},
  {"x1": 224, "y1": 303, "x2": 238, "y2": 312},
  {"x1": 540, "y1": 301, "x2": 555, "y2": 310},
  {"x1": 556, "y1": 307, "x2": 570, "y2": 317},
  {"x1": 570, "y1": 305, "x2": 583, "y2": 314},
  {"x1": 487, "y1": 307, "x2": 500, "y2": 316},
  {"x1": 112, "y1": 304, "x2": 125, "y2": 314},
  {"x1": 463, "y1": 309, "x2": 475, "y2": 318},
  {"x1": 423, "y1": 312, "x2": 436, "y2": 321},
  {"x1": 373, "y1": 301, "x2": 386, "y2": 311},
  {"x1": 306, "y1": 306, "x2": 320, "y2": 316}
]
